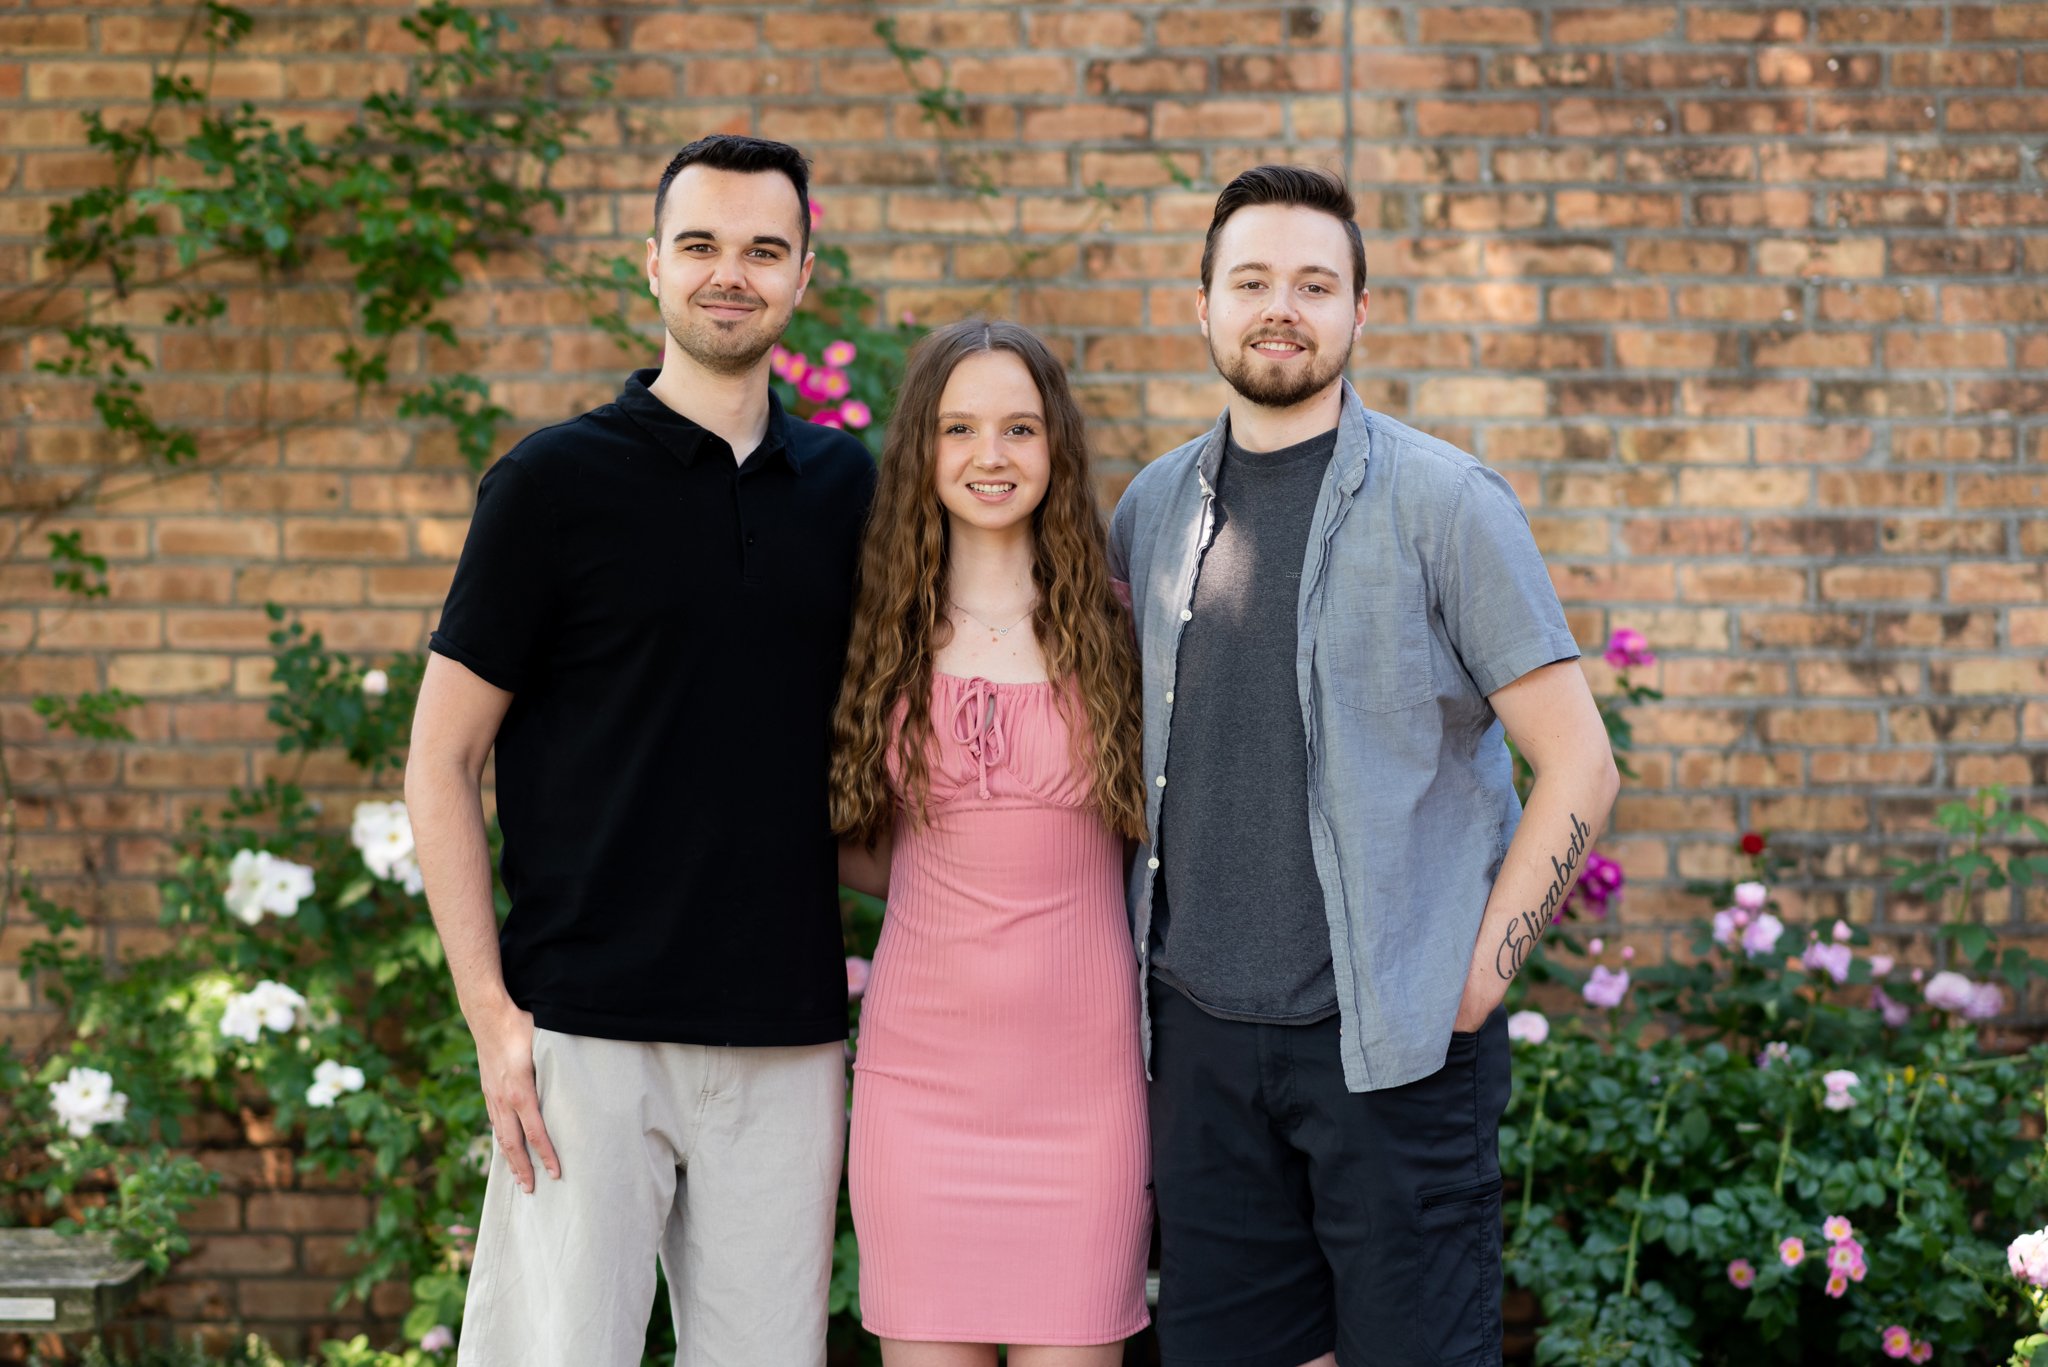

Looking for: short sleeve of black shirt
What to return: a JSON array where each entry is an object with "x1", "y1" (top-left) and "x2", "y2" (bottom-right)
[
  {"x1": 430, "y1": 458, "x2": 558, "y2": 694},
  {"x1": 428, "y1": 371, "x2": 878, "y2": 1048}
]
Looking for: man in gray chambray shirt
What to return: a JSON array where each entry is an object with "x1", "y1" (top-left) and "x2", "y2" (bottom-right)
[{"x1": 1108, "y1": 166, "x2": 1621, "y2": 1367}]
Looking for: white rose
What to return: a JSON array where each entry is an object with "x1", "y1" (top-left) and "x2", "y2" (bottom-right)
[
  {"x1": 224, "y1": 849, "x2": 270, "y2": 925},
  {"x1": 257, "y1": 856, "x2": 314, "y2": 919},
  {"x1": 350, "y1": 801, "x2": 418, "y2": 884},
  {"x1": 49, "y1": 1066, "x2": 128, "y2": 1138}
]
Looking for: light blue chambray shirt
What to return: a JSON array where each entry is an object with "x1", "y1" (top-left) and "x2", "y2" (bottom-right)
[{"x1": 1108, "y1": 381, "x2": 1581, "y2": 1092}]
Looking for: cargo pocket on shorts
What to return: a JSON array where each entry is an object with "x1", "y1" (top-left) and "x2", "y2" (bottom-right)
[{"x1": 1414, "y1": 1176, "x2": 1504, "y2": 1365}]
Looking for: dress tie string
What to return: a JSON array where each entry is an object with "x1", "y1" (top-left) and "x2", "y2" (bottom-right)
[{"x1": 949, "y1": 678, "x2": 1007, "y2": 800}]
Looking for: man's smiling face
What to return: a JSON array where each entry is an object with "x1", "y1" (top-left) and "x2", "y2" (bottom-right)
[
  {"x1": 646, "y1": 165, "x2": 813, "y2": 376},
  {"x1": 1198, "y1": 203, "x2": 1368, "y2": 411}
]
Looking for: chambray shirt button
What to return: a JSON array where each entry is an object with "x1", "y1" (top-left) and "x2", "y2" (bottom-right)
[
  {"x1": 1180, "y1": 609, "x2": 1193, "y2": 621},
  {"x1": 1147, "y1": 857, "x2": 1160, "y2": 870},
  {"x1": 1164, "y1": 690, "x2": 1173, "y2": 703},
  {"x1": 1155, "y1": 775, "x2": 1167, "y2": 788}
]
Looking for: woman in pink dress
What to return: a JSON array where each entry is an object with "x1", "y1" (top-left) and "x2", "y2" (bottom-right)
[{"x1": 832, "y1": 319, "x2": 1152, "y2": 1366}]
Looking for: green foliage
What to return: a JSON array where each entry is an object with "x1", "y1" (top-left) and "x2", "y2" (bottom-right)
[
  {"x1": 263, "y1": 607, "x2": 423, "y2": 780},
  {"x1": 6, "y1": 612, "x2": 882, "y2": 1364},
  {"x1": 33, "y1": 689, "x2": 145, "y2": 743},
  {"x1": 23, "y1": 0, "x2": 622, "y2": 480},
  {"x1": 56, "y1": 1334, "x2": 294, "y2": 1367},
  {"x1": 51, "y1": 1142, "x2": 219, "y2": 1275},
  {"x1": 1509, "y1": 819, "x2": 2048, "y2": 1366},
  {"x1": 1889, "y1": 786, "x2": 2048, "y2": 930},
  {"x1": 9, "y1": 614, "x2": 482, "y2": 1329},
  {"x1": 47, "y1": 530, "x2": 111, "y2": 599}
]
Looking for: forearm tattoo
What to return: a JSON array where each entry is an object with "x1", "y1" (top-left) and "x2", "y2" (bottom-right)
[{"x1": 1493, "y1": 812, "x2": 1591, "y2": 982}]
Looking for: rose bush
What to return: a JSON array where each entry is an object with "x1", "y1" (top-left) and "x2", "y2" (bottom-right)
[
  {"x1": 1504, "y1": 636, "x2": 2048, "y2": 1365},
  {"x1": 6, "y1": 611, "x2": 897, "y2": 1367}
]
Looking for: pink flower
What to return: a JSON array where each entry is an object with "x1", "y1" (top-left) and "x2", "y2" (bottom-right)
[
  {"x1": 1848, "y1": 1255, "x2": 1866, "y2": 1282},
  {"x1": 1870, "y1": 953, "x2": 1895, "y2": 977},
  {"x1": 1602, "y1": 627, "x2": 1655, "y2": 670},
  {"x1": 1741, "y1": 913, "x2": 1784, "y2": 957},
  {"x1": 1726, "y1": 1258, "x2": 1756, "y2": 1289},
  {"x1": 822, "y1": 339, "x2": 857, "y2": 368},
  {"x1": 1506, "y1": 1010, "x2": 1549, "y2": 1045},
  {"x1": 1909, "y1": 1341, "x2": 1932, "y2": 1364},
  {"x1": 1873, "y1": 985, "x2": 1910, "y2": 1028},
  {"x1": 770, "y1": 344, "x2": 793, "y2": 379},
  {"x1": 1712, "y1": 908, "x2": 1741, "y2": 947},
  {"x1": 839, "y1": 399, "x2": 872, "y2": 430},
  {"x1": 797, "y1": 368, "x2": 835, "y2": 403},
  {"x1": 421, "y1": 1326, "x2": 454, "y2": 1352},
  {"x1": 2008, "y1": 1228, "x2": 2048, "y2": 1288},
  {"x1": 1732, "y1": 881, "x2": 1768, "y2": 911},
  {"x1": 1778, "y1": 1236, "x2": 1805, "y2": 1267},
  {"x1": 1824, "y1": 1270, "x2": 1848, "y2": 1298},
  {"x1": 809, "y1": 200, "x2": 825, "y2": 227},
  {"x1": 1822, "y1": 1069, "x2": 1860, "y2": 1112},
  {"x1": 846, "y1": 956, "x2": 871, "y2": 1001},
  {"x1": 1964, "y1": 980, "x2": 2004, "y2": 1020},
  {"x1": 1881, "y1": 1327, "x2": 1912, "y2": 1359},
  {"x1": 811, "y1": 411, "x2": 845, "y2": 428},
  {"x1": 1756, "y1": 1041, "x2": 1790, "y2": 1068},
  {"x1": 1832, "y1": 919, "x2": 1853, "y2": 943},
  {"x1": 818, "y1": 368, "x2": 851, "y2": 400},
  {"x1": 1801, "y1": 940, "x2": 1852, "y2": 984},
  {"x1": 1925, "y1": 970, "x2": 1974, "y2": 1012},
  {"x1": 1582, "y1": 965, "x2": 1630, "y2": 1010},
  {"x1": 1620, "y1": 945, "x2": 1634, "y2": 961},
  {"x1": 783, "y1": 353, "x2": 811, "y2": 383},
  {"x1": 1822, "y1": 1215, "x2": 1853, "y2": 1243},
  {"x1": 1588, "y1": 937, "x2": 1604, "y2": 955},
  {"x1": 1827, "y1": 1242, "x2": 1860, "y2": 1272},
  {"x1": 1568, "y1": 851, "x2": 1625, "y2": 918}
]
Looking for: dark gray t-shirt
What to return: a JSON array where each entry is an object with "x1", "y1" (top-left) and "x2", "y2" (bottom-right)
[{"x1": 1152, "y1": 424, "x2": 1340, "y2": 1024}]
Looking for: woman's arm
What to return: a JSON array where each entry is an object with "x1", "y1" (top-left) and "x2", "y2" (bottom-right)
[{"x1": 838, "y1": 825, "x2": 894, "y2": 901}]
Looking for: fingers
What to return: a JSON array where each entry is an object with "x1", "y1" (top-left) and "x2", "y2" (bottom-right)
[
  {"x1": 517, "y1": 1098, "x2": 562, "y2": 1184},
  {"x1": 495, "y1": 1102, "x2": 537, "y2": 1193}
]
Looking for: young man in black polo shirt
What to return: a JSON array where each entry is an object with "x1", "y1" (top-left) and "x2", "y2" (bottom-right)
[{"x1": 406, "y1": 135, "x2": 876, "y2": 1367}]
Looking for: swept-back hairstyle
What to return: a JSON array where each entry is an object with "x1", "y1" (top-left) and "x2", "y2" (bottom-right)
[
  {"x1": 830, "y1": 320, "x2": 1146, "y2": 846},
  {"x1": 1199, "y1": 164, "x2": 1367, "y2": 299},
  {"x1": 653, "y1": 135, "x2": 812, "y2": 253}
]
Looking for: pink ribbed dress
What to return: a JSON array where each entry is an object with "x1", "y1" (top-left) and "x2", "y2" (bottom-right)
[{"x1": 849, "y1": 673, "x2": 1152, "y2": 1345}]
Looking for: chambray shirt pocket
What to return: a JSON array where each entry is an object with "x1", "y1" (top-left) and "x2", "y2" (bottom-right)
[{"x1": 1321, "y1": 603, "x2": 1436, "y2": 713}]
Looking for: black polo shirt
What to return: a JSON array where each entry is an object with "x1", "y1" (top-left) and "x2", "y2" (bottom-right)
[{"x1": 429, "y1": 368, "x2": 876, "y2": 1046}]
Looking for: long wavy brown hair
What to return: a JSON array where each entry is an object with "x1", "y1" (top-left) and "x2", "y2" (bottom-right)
[{"x1": 830, "y1": 320, "x2": 1146, "y2": 846}]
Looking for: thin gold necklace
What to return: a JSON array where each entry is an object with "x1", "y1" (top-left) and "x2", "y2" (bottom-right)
[{"x1": 950, "y1": 598, "x2": 1034, "y2": 639}]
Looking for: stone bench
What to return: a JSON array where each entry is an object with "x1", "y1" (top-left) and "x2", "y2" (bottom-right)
[{"x1": 0, "y1": 1229, "x2": 148, "y2": 1334}]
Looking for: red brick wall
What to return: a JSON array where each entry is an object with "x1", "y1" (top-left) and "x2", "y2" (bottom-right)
[{"x1": 4, "y1": 0, "x2": 2047, "y2": 1349}]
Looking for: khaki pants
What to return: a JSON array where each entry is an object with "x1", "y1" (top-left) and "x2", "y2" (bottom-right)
[{"x1": 457, "y1": 1029, "x2": 846, "y2": 1367}]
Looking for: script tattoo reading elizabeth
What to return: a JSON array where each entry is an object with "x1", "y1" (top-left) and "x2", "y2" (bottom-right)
[{"x1": 1494, "y1": 812, "x2": 1592, "y2": 982}]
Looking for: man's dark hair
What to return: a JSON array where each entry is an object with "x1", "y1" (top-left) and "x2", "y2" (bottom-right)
[
  {"x1": 653, "y1": 135, "x2": 814, "y2": 255},
  {"x1": 1199, "y1": 164, "x2": 1367, "y2": 299}
]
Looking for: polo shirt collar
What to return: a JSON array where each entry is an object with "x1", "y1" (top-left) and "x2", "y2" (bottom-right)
[{"x1": 617, "y1": 367, "x2": 803, "y2": 473}]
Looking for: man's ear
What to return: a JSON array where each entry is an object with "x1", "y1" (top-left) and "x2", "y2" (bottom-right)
[
  {"x1": 795, "y1": 249, "x2": 815, "y2": 308},
  {"x1": 1195, "y1": 285, "x2": 1209, "y2": 338},
  {"x1": 645, "y1": 237, "x2": 660, "y2": 298}
]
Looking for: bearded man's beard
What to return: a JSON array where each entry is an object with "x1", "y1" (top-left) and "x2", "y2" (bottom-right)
[
  {"x1": 660, "y1": 289, "x2": 790, "y2": 376},
  {"x1": 1210, "y1": 330, "x2": 1348, "y2": 409}
]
